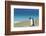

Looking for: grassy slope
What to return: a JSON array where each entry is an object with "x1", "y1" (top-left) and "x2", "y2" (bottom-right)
[
  {"x1": 14, "y1": 21, "x2": 32, "y2": 27},
  {"x1": 34, "y1": 18, "x2": 39, "y2": 26},
  {"x1": 14, "y1": 18, "x2": 39, "y2": 27}
]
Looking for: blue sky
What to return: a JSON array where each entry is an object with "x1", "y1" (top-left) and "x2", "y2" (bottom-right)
[{"x1": 14, "y1": 8, "x2": 39, "y2": 21}]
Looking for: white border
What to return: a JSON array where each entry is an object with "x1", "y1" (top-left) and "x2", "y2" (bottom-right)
[{"x1": 11, "y1": 5, "x2": 42, "y2": 31}]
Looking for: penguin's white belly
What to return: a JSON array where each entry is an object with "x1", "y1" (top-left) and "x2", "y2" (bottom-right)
[{"x1": 30, "y1": 19, "x2": 33, "y2": 26}]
